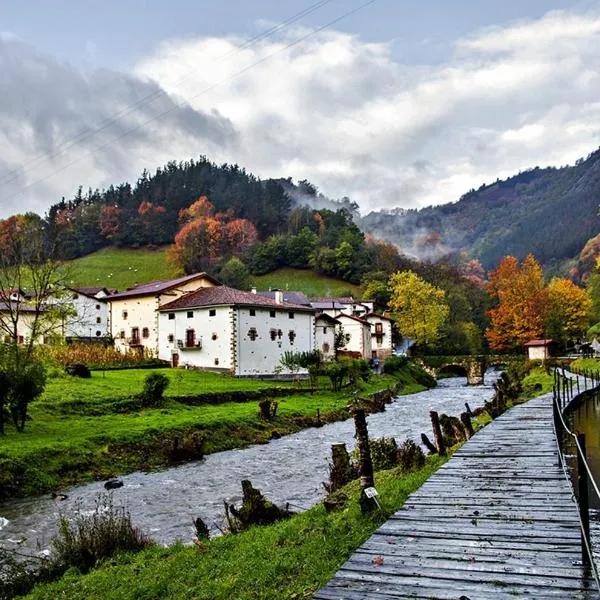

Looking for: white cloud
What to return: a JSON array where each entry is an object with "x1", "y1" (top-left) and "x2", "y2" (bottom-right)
[{"x1": 2, "y1": 9, "x2": 600, "y2": 218}]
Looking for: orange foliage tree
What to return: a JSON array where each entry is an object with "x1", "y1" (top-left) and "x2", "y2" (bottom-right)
[
  {"x1": 169, "y1": 197, "x2": 257, "y2": 274},
  {"x1": 485, "y1": 255, "x2": 547, "y2": 350}
]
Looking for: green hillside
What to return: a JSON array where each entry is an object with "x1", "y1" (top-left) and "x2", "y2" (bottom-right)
[
  {"x1": 65, "y1": 248, "x2": 362, "y2": 297},
  {"x1": 66, "y1": 247, "x2": 178, "y2": 290}
]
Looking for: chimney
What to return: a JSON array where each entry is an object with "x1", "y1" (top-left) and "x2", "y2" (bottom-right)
[
  {"x1": 251, "y1": 287, "x2": 257, "y2": 294},
  {"x1": 275, "y1": 290, "x2": 284, "y2": 304}
]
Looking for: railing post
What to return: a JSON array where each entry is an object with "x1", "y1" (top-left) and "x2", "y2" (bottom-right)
[
  {"x1": 576, "y1": 432, "x2": 591, "y2": 567},
  {"x1": 553, "y1": 395, "x2": 561, "y2": 467}
]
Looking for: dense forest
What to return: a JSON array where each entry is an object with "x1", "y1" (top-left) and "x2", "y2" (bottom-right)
[{"x1": 359, "y1": 147, "x2": 600, "y2": 275}]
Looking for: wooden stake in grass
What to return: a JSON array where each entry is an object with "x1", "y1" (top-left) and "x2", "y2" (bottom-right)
[
  {"x1": 352, "y1": 408, "x2": 377, "y2": 513},
  {"x1": 430, "y1": 410, "x2": 446, "y2": 456}
]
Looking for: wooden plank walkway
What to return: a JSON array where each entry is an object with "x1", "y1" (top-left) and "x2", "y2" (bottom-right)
[{"x1": 315, "y1": 394, "x2": 599, "y2": 599}]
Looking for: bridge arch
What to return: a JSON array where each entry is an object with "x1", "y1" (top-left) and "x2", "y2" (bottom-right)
[{"x1": 418, "y1": 356, "x2": 489, "y2": 385}]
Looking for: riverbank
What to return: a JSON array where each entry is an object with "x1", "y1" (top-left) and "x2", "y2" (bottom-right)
[
  {"x1": 21, "y1": 454, "x2": 448, "y2": 600},
  {"x1": 0, "y1": 364, "x2": 433, "y2": 500}
]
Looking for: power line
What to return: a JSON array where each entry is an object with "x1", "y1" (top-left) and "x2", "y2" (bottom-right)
[
  {"x1": 2, "y1": 0, "x2": 376, "y2": 206},
  {"x1": 0, "y1": 0, "x2": 337, "y2": 187}
]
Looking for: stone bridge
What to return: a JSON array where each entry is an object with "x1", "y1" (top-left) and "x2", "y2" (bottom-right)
[{"x1": 417, "y1": 355, "x2": 507, "y2": 385}]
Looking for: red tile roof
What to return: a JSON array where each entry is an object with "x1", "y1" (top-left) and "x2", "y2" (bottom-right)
[
  {"x1": 159, "y1": 285, "x2": 315, "y2": 312},
  {"x1": 109, "y1": 273, "x2": 221, "y2": 300},
  {"x1": 524, "y1": 339, "x2": 553, "y2": 346}
]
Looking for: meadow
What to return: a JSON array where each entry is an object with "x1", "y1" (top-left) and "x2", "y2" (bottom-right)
[{"x1": 0, "y1": 367, "x2": 425, "y2": 499}]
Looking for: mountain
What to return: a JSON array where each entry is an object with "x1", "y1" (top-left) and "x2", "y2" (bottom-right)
[{"x1": 358, "y1": 148, "x2": 600, "y2": 271}]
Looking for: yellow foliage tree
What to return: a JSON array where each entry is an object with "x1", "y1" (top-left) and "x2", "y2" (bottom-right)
[
  {"x1": 388, "y1": 271, "x2": 449, "y2": 347},
  {"x1": 546, "y1": 278, "x2": 591, "y2": 341}
]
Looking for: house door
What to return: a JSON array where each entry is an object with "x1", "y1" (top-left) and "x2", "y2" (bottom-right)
[
  {"x1": 172, "y1": 353, "x2": 179, "y2": 368},
  {"x1": 131, "y1": 327, "x2": 140, "y2": 345}
]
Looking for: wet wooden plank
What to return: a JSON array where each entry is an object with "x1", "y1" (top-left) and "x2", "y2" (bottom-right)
[{"x1": 314, "y1": 393, "x2": 599, "y2": 599}]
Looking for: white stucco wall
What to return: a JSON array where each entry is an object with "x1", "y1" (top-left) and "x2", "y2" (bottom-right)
[
  {"x1": 366, "y1": 315, "x2": 393, "y2": 359},
  {"x1": 336, "y1": 315, "x2": 371, "y2": 359},
  {"x1": 527, "y1": 346, "x2": 550, "y2": 360},
  {"x1": 235, "y1": 307, "x2": 314, "y2": 376},
  {"x1": 315, "y1": 319, "x2": 336, "y2": 359},
  {"x1": 158, "y1": 305, "x2": 233, "y2": 369},
  {"x1": 66, "y1": 293, "x2": 110, "y2": 339}
]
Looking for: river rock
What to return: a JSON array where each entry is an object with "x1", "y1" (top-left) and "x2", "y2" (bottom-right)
[{"x1": 104, "y1": 478, "x2": 124, "y2": 490}]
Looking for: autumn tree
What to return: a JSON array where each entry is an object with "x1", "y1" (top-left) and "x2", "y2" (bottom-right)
[
  {"x1": 545, "y1": 277, "x2": 591, "y2": 346},
  {"x1": 0, "y1": 214, "x2": 65, "y2": 433},
  {"x1": 388, "y1": 271, "x2": 449, "y2": 348},
  {"x1": 485, "y1": 255, "x2": 547, "y2": 350}
]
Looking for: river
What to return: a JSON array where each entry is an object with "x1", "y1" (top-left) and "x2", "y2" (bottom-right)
[{"x1": 0, "y1": 374, "x2": 498, "y2": 553}]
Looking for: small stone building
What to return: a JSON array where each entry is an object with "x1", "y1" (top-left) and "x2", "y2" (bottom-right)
[{"x1": 524, "y1": 339, "x2": 553, "y2": 361}]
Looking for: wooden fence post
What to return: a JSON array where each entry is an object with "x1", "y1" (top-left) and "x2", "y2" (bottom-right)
[
  {"x1": 353, "y1": 408, "x2": 377, "y2": 513},
  {"x1": 576, "y1": 432, "x2": 591, "y2": 567},
  {"x1": 430, "y1": 410, "x2": 446, "y2": 457}
]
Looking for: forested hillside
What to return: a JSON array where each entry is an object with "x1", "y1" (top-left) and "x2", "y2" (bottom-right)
[{"x1": 359, "y1": 148, "x2": 600, "y2": 271}]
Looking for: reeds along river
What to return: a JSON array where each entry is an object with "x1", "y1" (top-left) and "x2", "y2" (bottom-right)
[{"x1": 0, "y1": 373, "x2": 499, "y2": 554}]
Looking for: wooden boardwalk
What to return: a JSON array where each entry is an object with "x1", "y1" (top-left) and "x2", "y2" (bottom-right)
[{"x1": 315, "y1": 394, "x2": 599, "y2": 599}]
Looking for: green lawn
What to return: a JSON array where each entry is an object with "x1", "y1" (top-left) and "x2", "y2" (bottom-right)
[
  {"x1": 0, "y1": 368, "x2": 422, "y2": 498},
  {"x1": 66, "y1": 247, "x2": 177, "y2": 289}
]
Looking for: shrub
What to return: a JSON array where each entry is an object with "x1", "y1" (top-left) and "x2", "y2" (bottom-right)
[
  {"x1": 397, "y1": 439, "x2": 425, "y2": 471},
  {"x1": 383, "y1": 355, "x2": 408, "y2": 374},
  {"x1": 51, "y1": 494, "x2": 152, "y2": 573},
  {"x1": 367, "y1": 437, "x2": 399, "y2": 470},
  {"x1": 65, "y1": 363, "x2": 91, "y2": 378},
  {"x1": 141, "y1": 372, "x2": 170, "y2": 407},
  {"x1": 324, "y1": 361, "x2": 348, "y2": 392}
]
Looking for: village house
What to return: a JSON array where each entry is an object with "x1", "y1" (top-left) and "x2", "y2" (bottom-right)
[
  {"x1": 315, "y1": 312, "x2": 340, "y2": 359},
  {"x1": 524, "y1": 339, "x2": 554, "y2": 361},
  {"x1": 310, "y1": 296, "x2": 374, "y2": 319},
  {"x1": 364, "y1": 312, "x2": 394, "y2": 360},
  {"x1": 334, "y1": 313, "x2": 372, "y2": 359},
  {"x1": 63, "y1": 287, "x2": 113, "y2": 341},
  {"x1": 157, "y1": 286, "x2": 315, "y2": 376},
  {"x1": 0, "y1": 301, "x2": 40, "y2": 344},
  {"x1": 109, "y1": 273, "x2": 220, "y2": 355}
]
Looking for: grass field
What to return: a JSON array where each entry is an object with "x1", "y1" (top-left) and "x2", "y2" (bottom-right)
[
  {"x1": 0, "y1": 367, "x2": 425, "y2": 498},
  {"x1": 66, "y1": 247, "x2": 177, "y2": 290},
  {"x1": 65, "y1": 247, "x2": 363, "y2": 297}
]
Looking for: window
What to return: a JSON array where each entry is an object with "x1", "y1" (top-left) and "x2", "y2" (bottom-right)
[
  {"x1": 322, "y1": 342, "x2": 330, "y2": 353},
  {"x1": 187, "y1": 311, "x2": 194, "y2": 319},
  {"x1": 288, "y1": 312, "x2": 294, "y2": 319},
  {"x1": 168, "y1": 313, "x2": 175, "y2": 320},
  {"x1": 131, "y1": 327, "x2": 140, "y2": 344},
  {"x1": 96, "y1": 317, "x2": 101, "y2": 324},
  {"x1": 247, "y1": 327, "x2": 258, "y2": 341},
  {"x1": 96, "y1": 304, "x2": 101, "y2": 310},
  {"x1": 212, "y1": 333, "x2": 218, "y2": 340},
  {"x1": 323, "y1": 327, "x2": 328, "y2": 334},
  {"x1": 270, "y1": 329, "x2": 277, "y2": 341},
  {"x1": 95, "y1": 330, "x2": 101, "y2": 337},
  {"x1": 288, "y1": 330, "x2": 296, "y2": 344},
  {"x1": 119, "y1": 330, "x2": 125, "y2": 339},
  {"x1": 142, "y1": 327, "x2": 149, "y2": 339},
  {"x1": 185, "y1": 329, "x2": 196, "y2": 348},
  {"x1": 122, "y1": 310, "x2": 128, "y2": 320},
  {"x1": 270, "y1": 310, "x2": 275, "y2": 318},
  {"x1": 209, "y1": 309, "x2": 216, "y2": 317},
  {"x1": 168, "y1": 334, "x2": 174, "y2": 343},
  {"x1": 17, "y1": 336, "x2": 24, "y2": 345},
  {"x1": 277, "y1": 329, "x2": 283, "y2": 339},
  {"x1": 376, "y1": 335, "x2": 383, "y2": 346},
  {"x1": 249, "y1": 309, "x2": 256, "y2": 316},
  {"x1": 214, "y1": 358, "x2": 219, "y2": 366},
  {"x1": 375, "y1": 323, "x2": 383, "y2": 334}
]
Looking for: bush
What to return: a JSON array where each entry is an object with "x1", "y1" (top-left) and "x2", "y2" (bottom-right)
[
  {"x1": 65, "y1": 363, "x2": 91, "y2": 378},
  {"x1": 383, "y1": 355, "x2": 408, "y2": 374},
  {"x1": 51, "y1": 494, "x2": 152, "y2": 573},
  {"x1": 367, "y1": 437, "x2": 398, "y2": 470},
  {"x1": 397, "y1": 439, "x2": 425, "y2": 471},
  {"x1": 141, "y1": 372, "x2": 170, "y2": 407}
]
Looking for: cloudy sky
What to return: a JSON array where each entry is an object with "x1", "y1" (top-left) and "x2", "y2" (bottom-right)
[{"x1": 1, "y1": 0, "x2": 600, "y2": 218}]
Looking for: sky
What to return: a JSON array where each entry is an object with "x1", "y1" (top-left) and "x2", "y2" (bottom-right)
[{"x1": 1, "y1": 0, "x2": 600, "y2": 218}]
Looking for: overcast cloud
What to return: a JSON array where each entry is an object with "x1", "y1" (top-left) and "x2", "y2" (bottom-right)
[{"x1": 1, "y1": 8, "x2": 600, "y2": 217}]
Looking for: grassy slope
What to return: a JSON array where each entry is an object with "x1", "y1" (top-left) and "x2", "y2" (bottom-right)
[
  {"x1": 66, "y1": 248, "x2": 363, "y2": 297},
  {"x1": 23, "y1": 456, "x2": 446, "y2": 600},
  {"x1": 66, "y1": 247, "x2": 177, "y2": 290},
  {"x1": 1, "y1": 368, "x2": 423, "y2": 497}
]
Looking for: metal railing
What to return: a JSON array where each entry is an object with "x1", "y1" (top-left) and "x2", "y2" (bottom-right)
[{"x1": 553, "y1": 368, "x2": 600, "y2": 589}]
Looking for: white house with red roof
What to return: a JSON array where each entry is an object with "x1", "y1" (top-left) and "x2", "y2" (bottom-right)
[
  {"x1": 158, "y1": 286, "x2": 315, "y2": 376},
  {"x1": 334, "y1": 313, "x2": 372, "y2": 359},
  {"x1": 109, "y1": 273, "x2": 220, "y2": 354},
  {"x1": 315, "y1": 313, "x2": 340, "y2": 359}
]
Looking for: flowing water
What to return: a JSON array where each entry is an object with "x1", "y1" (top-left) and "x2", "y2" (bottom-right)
[{"x1": 0, "y1": 374, "x2": 498, "y2": 553}]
